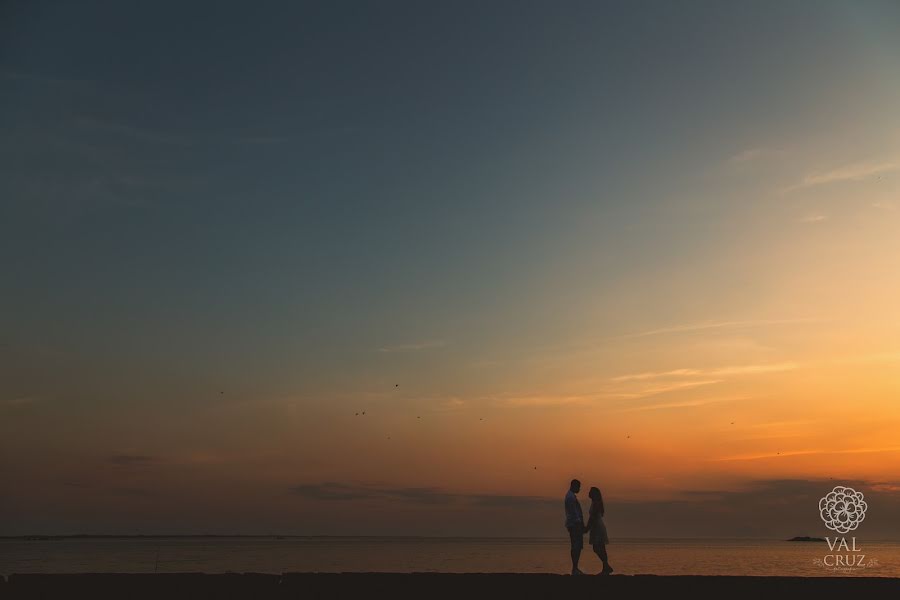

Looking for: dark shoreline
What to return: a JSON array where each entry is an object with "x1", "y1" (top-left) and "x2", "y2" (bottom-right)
[{"x1": 2, "y1": 573, "x2": 899, "y2": 599}]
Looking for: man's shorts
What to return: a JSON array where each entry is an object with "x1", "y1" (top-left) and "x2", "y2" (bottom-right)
[{"x1": 567, "y1": 526, "x2": 583, "y2": 550}]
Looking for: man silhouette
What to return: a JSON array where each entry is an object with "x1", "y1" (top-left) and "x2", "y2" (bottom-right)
[{"x1": 564, "y1": 478, "x2": 585, "y2": 575}]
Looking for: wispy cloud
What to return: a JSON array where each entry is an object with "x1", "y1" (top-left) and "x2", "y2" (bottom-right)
[
  {"x1": 609, "y1": 379, "x2": 722, "y2": 399},
  {"x1": 290, "y1": 482, "x2": 378, "y2": 501},
  {"x1": 799, "y1": 214, "x2": 827, "y2": 223},
  {"x1": 611, "y1": 368, "x2": 701, "y2": 382},
  {"x1": 728, "y1": 147, "x2": 780, "y2": 164},
  {"x1": 730, "y1": 148, "x2": 765, "y2": 163},
  {"x1": 611, "y1": 362, "x2": 799, "y2": 383},
  {"x1": 378, "y1": 340, "x2": 447, "y2": 353},
  {"x1": 492, "y1": 393, "x2": 598, "y2": 408},
  {"x1": 617, "y1": 318, "x2": 816, "y2": 340},
  {"x1": 109, "y1": 454, "x2": 158, "y2": 467},
  {"x1": 493, "y1": 378, "x2": 722, "y2": 408},
  {"x1": 870, "y1": 482, "x2": 900, "y2": 493},
  {"x1": 436, "y1": 398, "x2": 466, "y2": 411},
  {"x1": 818, "y1": 352, "x2": 900, "y2": 369},
  {"x1": 75, "y1": 116, "x2": 191, "y2": 146},
  {"x1": 616, "y1": 395, "x2": 748, "y2": 413},
  {"x1": 784, "y1": 160, "x2": 899, "y2": 193},
  {"x1": 290, "y1": 482, "x2": 555, "y2": 508},
  {"x1": 1, "y1": 396, "x2": 36, "y2": 407},
  {"x1": 714, "y1": 446, "x2": 900, "y2": 462},
  {"x1": 609, "y1": 354, "x2": 897, "y2": 400},
  {"x1": 840, "y1": 352, "x2": 900, "y2": 364}
]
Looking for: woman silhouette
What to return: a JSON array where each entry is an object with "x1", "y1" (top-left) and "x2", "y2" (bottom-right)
[{"x1": 585, "y1": 486, "x2": 613, "y2": 574}]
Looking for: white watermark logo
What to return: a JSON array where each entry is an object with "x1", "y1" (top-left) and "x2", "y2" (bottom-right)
[
  {"x1": 812, "y1": 484, "x2": 877, "y2": 572},
  {"x1": 819, "y1": 486, "x2": 867, "y2": 534}
]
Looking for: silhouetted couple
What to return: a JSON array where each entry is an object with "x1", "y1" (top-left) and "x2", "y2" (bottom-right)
[{"x1": 565, "y1": 478, "x2": 613, "y2": 575}]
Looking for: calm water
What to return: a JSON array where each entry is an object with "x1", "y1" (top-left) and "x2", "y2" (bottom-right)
[{"x1": 2, "y1": 537, "x2": 898, "y2": 577}]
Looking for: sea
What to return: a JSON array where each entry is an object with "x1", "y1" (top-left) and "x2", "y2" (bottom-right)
[{"x1": 2, "y1": 537, "x2": 899, "y2": 577}]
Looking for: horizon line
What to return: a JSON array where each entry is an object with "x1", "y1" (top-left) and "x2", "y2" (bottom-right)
[{"x1": 3, "y1": 534, "x2": 893, "y2": 541}]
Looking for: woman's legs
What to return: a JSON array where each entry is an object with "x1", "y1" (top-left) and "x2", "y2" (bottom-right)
[{"x1": 593, "y1": 543, "x2": 612, "y2": 573}]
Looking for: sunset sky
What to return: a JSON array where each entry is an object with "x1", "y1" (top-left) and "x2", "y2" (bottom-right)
[{"x1": 3, "y1": 1, "x2": 900, "y2": 538}]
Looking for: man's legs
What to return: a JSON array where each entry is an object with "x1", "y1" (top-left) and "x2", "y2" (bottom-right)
[
  {"x1": 568, "y1": 527, "x2": 583, "y2": 574},
  {"x1": 571, "y1": 544, "x2": 581, "y2": 572}
]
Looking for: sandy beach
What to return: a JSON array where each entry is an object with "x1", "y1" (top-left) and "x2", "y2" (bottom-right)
[{"x1": 3, "y1": 573, "x2": 900, "y2": 599}]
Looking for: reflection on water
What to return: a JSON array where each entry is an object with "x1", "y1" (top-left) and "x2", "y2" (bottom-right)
[{"x1": 2, "y1": 537, "x2": 898, "y2": 577}]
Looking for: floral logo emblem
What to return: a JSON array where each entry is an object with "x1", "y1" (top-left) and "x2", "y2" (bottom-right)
[{"x1": 819, "y1": 486, "x2": 867, "y2": 534}]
